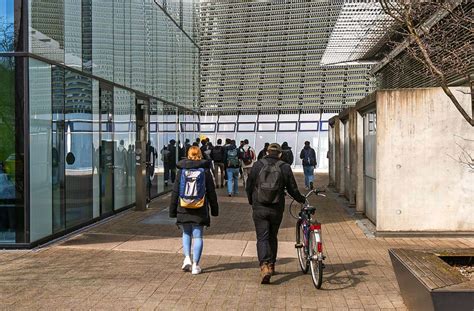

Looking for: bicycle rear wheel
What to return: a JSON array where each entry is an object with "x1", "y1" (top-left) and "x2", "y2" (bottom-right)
[
  {"x1": 309, "y1": 232, "x2": 323, "y2": 289},
  {"x1": 296, "y1": 221, "x2": 309, "y2": 273}
]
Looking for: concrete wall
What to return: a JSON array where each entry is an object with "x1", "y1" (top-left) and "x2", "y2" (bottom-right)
[{"x1": 376, "y1": 87, "x2": 473, "y2": 232}]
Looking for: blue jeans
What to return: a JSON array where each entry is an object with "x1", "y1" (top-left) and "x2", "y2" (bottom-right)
[
  {"x1": 303, "y1": 165, "x2": 315, "y2": 187},
  {"x1": 181, "y1": 224, "x2": 204, "y2": 263},
  {"x1": 226, "y1": 167, "x2": 239, "y2": 195}
]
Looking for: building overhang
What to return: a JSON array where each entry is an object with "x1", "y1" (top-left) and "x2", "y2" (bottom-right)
[{"x1": 320, "y1": 0, "x2": 395, "y2": 66}]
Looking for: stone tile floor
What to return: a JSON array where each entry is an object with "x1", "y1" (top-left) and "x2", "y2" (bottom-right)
[{"x1": 0, "y1": 174, "x2": 472, "y2": 310}]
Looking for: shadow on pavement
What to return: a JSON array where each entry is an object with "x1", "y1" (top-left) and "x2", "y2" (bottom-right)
[{"x1": 204, "y1": 257, "x2": 294, "y2": 273}]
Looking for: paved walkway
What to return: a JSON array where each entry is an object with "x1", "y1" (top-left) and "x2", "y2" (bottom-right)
[{"x1": 0, "y1": 174, "x2": 473, "y2": 310}]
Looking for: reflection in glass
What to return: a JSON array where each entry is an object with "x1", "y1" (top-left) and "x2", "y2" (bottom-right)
[
  {"x1": 64, "y1": 71, "x2": 93, "y2": 228},
  {"x1": 131, "y1": 0, "x2": 145, "y2": 92},
  {"x1": 52, "y1": 66, "x2": 65, "y2": 233},
  {"x1": 159, "y1": 105, "x2": 178, "y2": 188},
  {"x1": 0, "y1": 1, "x2": 14, "y2": 52},
  {"x1": 29, "y1": 59, "x2": 53, "y2": 242},
  {"x1": 64, "y1": 0, "x2": 82, "y2": 69},
  {"x1": 30, "y1": 0, "x2": 64, "y2": 62},
  {"x1": 99, "y1": 86, "x2": 114, "y2": 214},
  {"x1": 114, "y1": 87, "x2": 135, "y2": 209},
  {"x1": 92, "y1": 0, "x2": 113, "y2": 80},
  {"x1": 0, "y1": 57, "x2": 18, "y2": 242}
]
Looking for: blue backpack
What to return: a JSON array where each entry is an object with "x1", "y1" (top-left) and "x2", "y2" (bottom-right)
[{"x1": 179, "y1": 168, "x2": 206, "y2": 209}]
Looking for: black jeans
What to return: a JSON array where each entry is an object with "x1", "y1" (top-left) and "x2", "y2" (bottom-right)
[
  {"x1": 252, "y1": 207, "x2": 284, "y2": 265},
  {"x1": 164, "y1": 164, "x2": 176, "y2": 183}
]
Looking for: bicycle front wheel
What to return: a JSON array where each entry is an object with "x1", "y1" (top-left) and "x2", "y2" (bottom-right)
[
  {"x1": 296, "y1": 221, "x2": 309, "y2": 273},
  {"x1": 309, "y1": 232, "x2": 323, "y2": 289}
]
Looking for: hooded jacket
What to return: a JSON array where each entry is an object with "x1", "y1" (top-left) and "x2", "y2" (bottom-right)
[
  {"x1": 169, "y1": 159, "x2": 219, "y2": 226},
  {"x1": 246, "y1": 154, "x2": 306, "y2": 210},
  {"x1": 281, "y1": 145, "x2": 294, "y2": 165}
]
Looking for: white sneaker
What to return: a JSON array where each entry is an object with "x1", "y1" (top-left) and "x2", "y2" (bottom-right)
[
  {"x1": 192, "y1": 262, "x2": 202, "y2": 275},
  {"x1": 181, "y1": 256, "x2": 192, "y2": 272}
]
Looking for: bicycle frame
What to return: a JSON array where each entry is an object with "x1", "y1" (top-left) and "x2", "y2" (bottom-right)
[{"x1": 299, "y1": 208, "x2": 323, "y2": 261}]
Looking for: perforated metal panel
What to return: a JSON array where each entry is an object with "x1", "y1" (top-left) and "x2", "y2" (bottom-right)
[{"x1": 199, "y1": 0, "x2": 377, "y2": 112}]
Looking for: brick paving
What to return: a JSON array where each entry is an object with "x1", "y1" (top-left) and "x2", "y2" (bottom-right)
[{"x1": 0, "y1": 174, "x2": 473, "y2": 310}]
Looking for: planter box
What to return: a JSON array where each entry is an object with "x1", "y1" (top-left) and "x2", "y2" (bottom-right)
[{"x1": 389, "y1": 248, "x2": 474, "y2": 311}]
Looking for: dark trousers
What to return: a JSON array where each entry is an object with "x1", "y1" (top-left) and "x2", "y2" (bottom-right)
[
  {"x1": 252, "y1": 207, "x2": 284, "y2": 265},
  {"x1": 164, "y1": 164, "x2": 176, "y2": 184}
]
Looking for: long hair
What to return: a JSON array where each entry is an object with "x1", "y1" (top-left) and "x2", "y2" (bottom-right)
[{"x1": 187, "y1": 146, "x2": 202, "y2": 161}]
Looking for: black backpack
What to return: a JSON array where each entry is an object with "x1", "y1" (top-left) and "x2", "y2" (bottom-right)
[
  {"x1": 212, "y1": 145, "x2": 224, "y2": 162},
  {"x1": 256, "y1": 159, "x2": 285, "y2": 204}
]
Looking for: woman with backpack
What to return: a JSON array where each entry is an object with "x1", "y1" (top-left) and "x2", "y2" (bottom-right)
[{"x1": 169, "y1": 146, "x2": 219, "y2": 275}]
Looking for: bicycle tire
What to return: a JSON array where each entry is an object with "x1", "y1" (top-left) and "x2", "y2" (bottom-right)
[
  {"x1": 296, "y1": 221, "x2": 309, "y2": 273},
  {"x1": 309, "y1": 233, "x2": 323, "y2": 289}
]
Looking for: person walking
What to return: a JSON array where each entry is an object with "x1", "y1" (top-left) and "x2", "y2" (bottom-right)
[
  {"x1": 169, "y1": 146, "x2": 219, "y2": 275},
  {"x1": 239, "y1": 139, "x2": 256, "y2": 187},
  {"x1": 300, "y1": 141, "x2": 317, "y2": 190},
  {"x1": 211, "y1": 139, "x2": 225, "y2": 188},
  {"x1": 201, "y1": 139, "x2": 213, "y2": 161},
  {"x1": 223, "y1": 138, "x2": 232, "y2": 186},
  {"x1": 164, "y1": 139, "x2": 177, "y2": 186},
  {"x1": 257, "y1": 142, "x2": 270, "y2": 160},
  {"x1": 246, "y1": 143, "x2": 306, "y2": 284},
  {"x1": 225, "y1": 140, "x2": 241, "y2": 197},
  {"x1": 280, "y1": 141, "x2": 294, "y2": 165}
]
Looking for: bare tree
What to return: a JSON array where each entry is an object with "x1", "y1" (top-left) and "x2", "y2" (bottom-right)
[
  {"x1": 0, "y1": 17, "x2": 14, "y2": 52},
  {"x1": 379, "y1": 0, "x2": 473, "y2": 126}
]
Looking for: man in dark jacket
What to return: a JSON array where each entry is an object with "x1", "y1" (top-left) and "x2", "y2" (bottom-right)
[
  {"x1": 280, "y1": 142, "x2": 294, "y2": 165},
  {"x1": 164, "y1": 139, "x2": 177, "y2": 186},
  {"x1": 257, "y1": 142, "x2": 270, "y2": 160},
  {"x1": 300, "y1": 141, "x2": 317, "y2": 190},
  {"x1": 211, "y1": 139, "x2": 226, "y2": 188},
  {"x1": 246, "y1": 143, "x2": 306, "y2": 284}
]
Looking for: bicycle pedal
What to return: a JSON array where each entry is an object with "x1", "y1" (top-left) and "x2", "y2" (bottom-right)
[
  {"x1": 294, "y1": 243, "x2": 303, "y2": 249},
  {"x1": 322, "y1": 255, "x2": 326, "y2": 260}
]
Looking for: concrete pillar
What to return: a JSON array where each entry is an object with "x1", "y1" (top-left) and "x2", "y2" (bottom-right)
[
  {"x1": 338, "y1": 119, "x2": 345, "y2": 195},
  {"x1": 334, "y1": 117, "x2": 342, "y2": 192},
  {"x1": 348, "y1": 108, "x2": 357, "y2": 206},
  {"x1": 328, "y1": 120, "x2": 336, "y2": 187},
  {"x1": 355, "y1": 111, "x2": 365, "y2": 213}
]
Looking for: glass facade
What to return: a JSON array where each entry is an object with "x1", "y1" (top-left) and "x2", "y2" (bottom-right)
[{"x1": 0, "y1": 0, "x2": 199, "y2": 245}]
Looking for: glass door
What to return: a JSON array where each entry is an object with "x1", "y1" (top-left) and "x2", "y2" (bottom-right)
[{"x1": 99, "y1": 84, "x2": 114, "y2": 215}]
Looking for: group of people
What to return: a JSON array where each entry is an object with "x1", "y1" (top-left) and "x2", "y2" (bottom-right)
[
  {"x1": 163, "y1": 138, "x2": 318, "y2": 192},
  {"x1": 168, "y1": 138, "x2": 319, "y2": 284}
]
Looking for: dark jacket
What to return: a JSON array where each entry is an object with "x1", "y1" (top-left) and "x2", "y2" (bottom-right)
[
  {"x1": 300, "y1": 146, "x2": 316, "y2": 167},
  {"x1": 211, "y1": 145, "x2": 225, "y2": 163},
  {"x1": 281, "y1": 147, "x2": 294, "y2": 165},
  {"x1": 246, "y1": 155, "x2": 306, "y2": 210},
  {"x1": 169, "y1": 159, "x2": 219, "y2": 226},
  {"x1": 167, "y1": 144, "x2": 177, "y2": 168},
  {"x1": 257, "y1": 148, "x2": 267, "y2": 161}
]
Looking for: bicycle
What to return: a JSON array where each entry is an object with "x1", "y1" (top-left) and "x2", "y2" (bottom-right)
[{"x1": 290, "y1": 188, "x2": 326, "y2": 289}]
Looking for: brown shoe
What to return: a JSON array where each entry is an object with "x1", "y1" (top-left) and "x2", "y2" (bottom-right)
[
  {"x1": 268, "y1": 263, "x2": 275, "y2": 276},
  {"x1": 260, "y1": 263, "x2": 271, "y2": 284}
]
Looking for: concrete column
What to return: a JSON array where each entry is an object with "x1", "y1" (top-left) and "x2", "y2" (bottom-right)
[
  {"x1": 355, "y1": 111, "x2": 365, "y2": 213},
  {"x1": 338, "y1": 119, "x2": 345, "y2": 195},
  {"x1": 348, "y1": 108, "x2": 357, "y2": 206},
  {"x1": 328, "y1": 123, "x2": 336, "y2": 187},
  {"x1": 334, "y1": 117, "x2": 341, "y2": 192}
]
